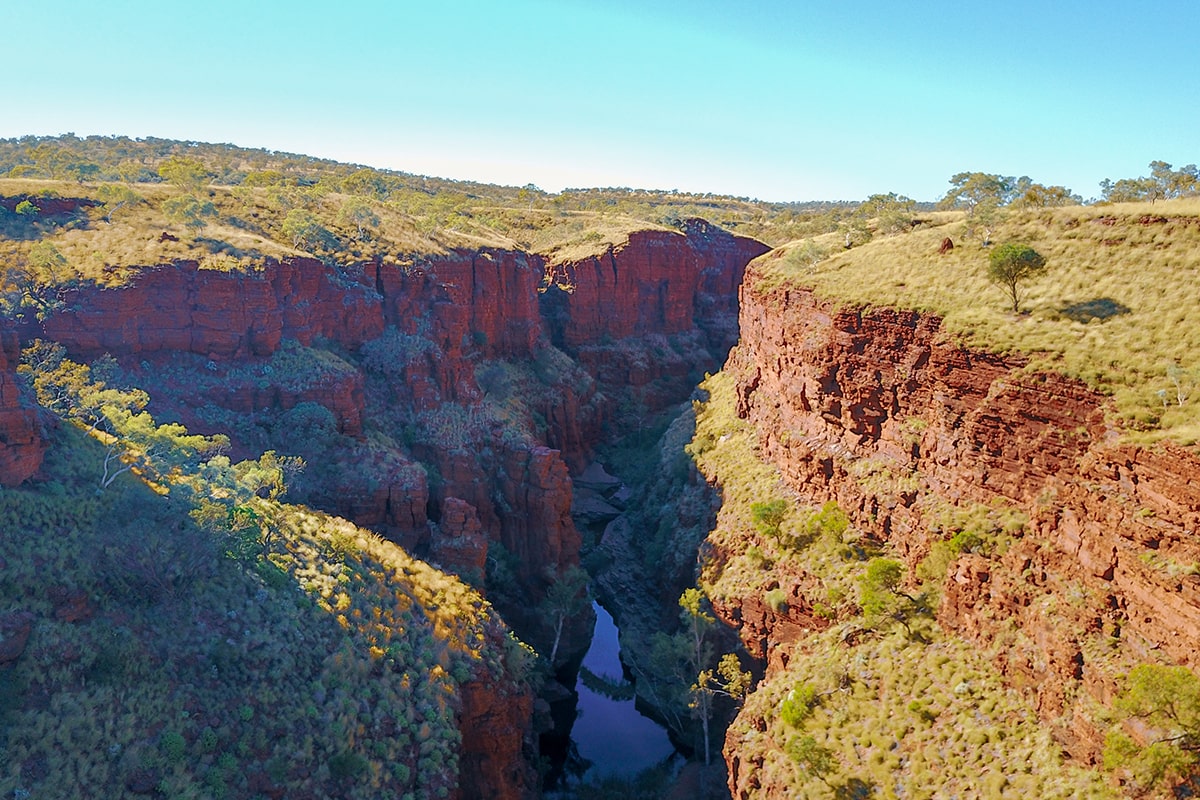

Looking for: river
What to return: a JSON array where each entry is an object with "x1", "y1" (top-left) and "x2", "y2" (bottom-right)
[{"x1": 569, "y1": 601, "x2": 677, "y2": 778}]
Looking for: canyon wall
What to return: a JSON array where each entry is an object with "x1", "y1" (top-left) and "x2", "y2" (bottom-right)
[
  {"x1": 542, "y1": 221, "x2": 769, "y2": 426},
  {"x1": 0, "y1": 323, "x2": 44, "y2": 484},
  {"x1": 17, "y1": 223, "x2": 767, "y2": 797},
  {"x1": 718, "y1": 267, "x2": 1200, "y2": 782}
]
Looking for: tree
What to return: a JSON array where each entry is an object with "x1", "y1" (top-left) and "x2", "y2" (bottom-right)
[
  {"x1": 281, "y1": 209, "x2": 336, "y2": 251},
  {"x1": 676, "y1": 589, "x2": 751, "y2": 767},
  {"x1": 161, "y1": 194, "x2": 217, "y2": 230},
  {"x1": 786, "y1": 734, "x2": 837, "y2": 786},
  {"x1": 96, "y1": 183, "x2": 142, "y2": 223},
  {"x1": 540, "y1": 565, "x2": 589, "y2": 665},
  {"x1": 940, "y1": 172, "x2": 1014, "y2": 217},
  {"x1": 28, "y1": 241, "x2": 69, "y2": 284},
  {"x1": 338, "y1": 196, "x2": 380, "y2": 240},
  {"x1": 858, "y1": 558, "x2": 905, "y2": 618},
  {"x1": 1104, "y1": 664, "x2": 1200, "y2": 793},
  {"x1": 1016, "y1": 183, "x2": 1081, "y2": 208},
  {"x1": 1100, "y1": 161, "x2": 1200, "y2": 203},
  {"x1": 987, "y1": 242, "x2": 1048, "y2": 313},
  {"x1": 157, "y1": 156, "x2": 210, "y2": 191},
  {"x1": 341, "y1": 168, "x2": 388, "y2": 199},
  {"x1": 857, "y1": 192, "x2": 916, "y2": 236}
]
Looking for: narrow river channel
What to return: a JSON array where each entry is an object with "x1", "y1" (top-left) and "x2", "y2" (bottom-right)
[{"x1": 570, "y1": 602, "x2": 676, "y2": 778}]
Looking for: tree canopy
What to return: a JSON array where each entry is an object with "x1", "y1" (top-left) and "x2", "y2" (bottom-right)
[
  {"x1": 987, "y1": 242, "x2": 1048, "y2": 313},
  {"x1": 1104, "y1": 664, "x2": 1200, "y2": 793}
]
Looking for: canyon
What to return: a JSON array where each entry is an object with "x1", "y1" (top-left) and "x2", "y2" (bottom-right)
[
  {"x1": 0, "y1": 221, "x2": 768, "y2": 797},
  {"x1": 4, "y1": 211, "x2": 1199, "y2": 798}
]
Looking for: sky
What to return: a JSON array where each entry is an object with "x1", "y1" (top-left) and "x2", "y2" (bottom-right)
[{"x1": 3, "y1": 0, "x2": 1198, "y2": 202}]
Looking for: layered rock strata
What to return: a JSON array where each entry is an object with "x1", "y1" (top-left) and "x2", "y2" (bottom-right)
[{"x1": 718, "y1": 269, "x2": 1200, "y2": 785}]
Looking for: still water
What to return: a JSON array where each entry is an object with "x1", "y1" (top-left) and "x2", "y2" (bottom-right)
[{"x1": 571, "y1": 602, "x2": 676, "y2": 776}]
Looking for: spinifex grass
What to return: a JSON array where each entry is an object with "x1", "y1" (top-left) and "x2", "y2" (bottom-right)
[{"x1": 754, "y1": 199, "x2": 1200, "y2": 444}]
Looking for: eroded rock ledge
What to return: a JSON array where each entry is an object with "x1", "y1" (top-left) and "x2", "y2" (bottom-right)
[{"x1": 717, "y1": 267, "x2": 1200, "y2": 789}]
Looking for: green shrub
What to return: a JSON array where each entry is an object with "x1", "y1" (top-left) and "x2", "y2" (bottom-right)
[
  {"x1": 765, "y1": 588, "x2": 788, "y2": 613},
  {"x1": 751, "y1": 499, "x2": 788, "y2": 540},
  {"x1": 328, "y1": 749, "x2": 368, "y2": 781},
  {"x1": 160, "y1": 730, "x2": 187, "y2": 763},
  {"x1": 781, "y1": 683, "x2": 819, "y2": 727}
]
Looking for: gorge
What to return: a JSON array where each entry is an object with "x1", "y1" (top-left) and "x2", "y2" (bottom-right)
[{"x1": 2, "y1": 166, "x2": 1199, "y2": 800}]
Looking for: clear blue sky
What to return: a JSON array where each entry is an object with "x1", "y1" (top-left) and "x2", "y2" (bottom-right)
[{"x1": 4, "y1": 0, "x2": 1197, "y2": 202}]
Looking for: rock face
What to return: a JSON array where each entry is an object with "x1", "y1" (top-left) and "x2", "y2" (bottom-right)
[
  {"x1": 26, "y1": 223, "x2": 769, "y2": 798},
  {"x1": 719, "y1": 270, "x2": 1200, "y2": 785},
  {"x1": 0, "y1": 324, "x2": 44, "y2": 485},
  {"x1": 541, "y1": 222, "x2": 769, "y2": 433}
]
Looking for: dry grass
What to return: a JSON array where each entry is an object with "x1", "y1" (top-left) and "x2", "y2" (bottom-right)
[
  {"x1": 527, "y1": 211, "x2": 674, "y2": 264},
  {"x1": 755, "y1": 199, "x2": 1200, "y2": 443}
]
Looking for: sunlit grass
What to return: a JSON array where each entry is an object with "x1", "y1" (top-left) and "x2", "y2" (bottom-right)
[{"x1": 754, "y1": 199, "x2": 1200, "y2": 443}]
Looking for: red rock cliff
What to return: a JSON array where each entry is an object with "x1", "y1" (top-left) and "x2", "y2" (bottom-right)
[
  {"x1": 540, "y1": 223, "x2": 768, "y2": 433},
  {"x1": 722, "y1": 270, "x2": 1200, "y2": 762},
  {"x1": 541, "y1": 221, "x2": 768, "y2": 352},
  {"x1": 0, "y1": 324, "x2": 44, "y2": 485}
]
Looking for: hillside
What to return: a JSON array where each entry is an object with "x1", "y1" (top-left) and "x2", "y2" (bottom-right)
[
  {"x1": 2, "y1": 136, "x2": 1199, "y2": 799},
  {"x1": 0, "y1": 136, "x2": 772, "y2": 799},
  {"x1": 684, "y1": 203, "x2": 1200, "y2": 798}
]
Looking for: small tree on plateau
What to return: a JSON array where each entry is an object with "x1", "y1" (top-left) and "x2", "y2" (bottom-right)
[{"x1": 987, "y1": 243, "x2": 1047, "y2": 313}]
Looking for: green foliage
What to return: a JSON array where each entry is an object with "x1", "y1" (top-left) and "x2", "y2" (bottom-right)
[
  {"x1": 281, "y1": 208, "x2": 337, "y2": 251},
  {"x1": 764, "y1": 587, "x2": 788, "y2": 613},
  {"x1": 1103, "y1": 664, "x2": 1200, "y2": 791},
  {"x1": 161, "y1": 192, "x2": 217, "y2": 229},
  {"x1": 1100, "y1": 161, "x2": 1200, "y2": 203},
  {"x1": 157, "y1": 155, "x2": 210, "y2": 190},
  {"x1": 14, "y1": 199, "x2": 38, "y2": 215},
  {"x1": 804, "y1": 501, "x2": 849, "y2": 543},
  {"x1": 338, "y1": 196, "x2": 381, "y2": 239},
  {"x1": 539, "y1": 565, "x2": 589, "y2": 665},
  {"x1": 988, "y1": 242, "x2": 1049, "y2": 313},
  {"x1": 95, "y1": 182, "x2": 142, "y2": 222},
  {"x1": 786, "y1": 734, "x2": 837, "y2": 784},
  {"x1": 159, "y1": 730, "x2": 187, "y2": 763},
  {"x1": 858, "y1": 192, "x2": 916, "y2": 236},
  {"x1": 751, "y1": 498, "x2": 788, "y2": 539},
  {"x1": 328, "y1": 749, "x2": 369, "y2": 781},
  {"x1": 940, "y1": 172, "x2": 1016, "y2": 216},
  {"x1": 27, "y1": 240, "x2": 68, "y2": 282},
  {"x1": 780, "y1": 683, "x2": 818, "y2": 728}
]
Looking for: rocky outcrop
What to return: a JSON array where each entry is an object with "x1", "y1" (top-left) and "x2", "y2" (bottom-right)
[
  {"x1": 542, "y1": 222, "x2": 767, "y2": 351},
  {"x1": 457, "y1": 652, "x2": 538, "y2": 800},
  {"x1": 720, "y1": 271, "x2": 1200, "y2": 769},
  {"x1": 541, "y1": 223, "x2": 769, "y2": 430},
  {"x1": 0, "y1": 324, "x2": 44, "y2": 485}
]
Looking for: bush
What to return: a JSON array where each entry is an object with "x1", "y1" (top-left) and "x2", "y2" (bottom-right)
[
  {"x1": 328, "y1": 749, "x2": 368, "y2": 780},
  {"x1": 751, "y1": 499, "x2": 788, "y2": 540},
  {"x1": 765, "y1": 588, "x2": 788, "y2": 613},
  {"x1": 988, "y1": 242, "x2": 1048, "y2": 313},
  {"x1": 160, "y1": 730, "x2": 187, "y2": 763},
  {"x1": 781, "y1": 683, "x2": 818, "y2": 727}
]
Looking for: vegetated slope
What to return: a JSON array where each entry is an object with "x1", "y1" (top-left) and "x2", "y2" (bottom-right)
[
  {"x1": 0, "y1": 424, "x2": 533, "y2": 800},
  {"x1": 0, "y1": 134, "x2": 863, "y2": 252},
  {"x1": 0, "y1": 138, "x2": 773, "y2": 798},
  {"x1": 688, "y1": 203, "x2": 1200, "y2": 798},
  {"x1": 760, "y1": 199, "x2": 1200, "y2": 443}
]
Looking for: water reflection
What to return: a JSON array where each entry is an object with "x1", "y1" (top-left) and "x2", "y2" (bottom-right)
[{"x1": 572, "y1": 602, "x2": 676, "y2": 776}]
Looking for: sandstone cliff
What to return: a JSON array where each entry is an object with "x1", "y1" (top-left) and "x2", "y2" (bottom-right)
[
  {"x1": 0, "y1": 323, "x2": 43, "y2": 484},
  {"x1": 541, "y1": 222, "x2": 769, "y2": 430},
  {"x1": 714, "y1": 267, "x2": 1200, "y2": 792}
]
